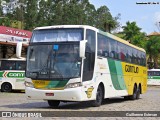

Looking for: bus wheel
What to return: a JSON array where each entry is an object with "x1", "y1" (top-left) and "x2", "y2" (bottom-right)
[
  {"x1": 48, "y1": 100, "x2": 60, "y2": 108},
  {"x1": 91, "y1": 86, "x2": 103, "y2": 107},
  {"x1": 1, "y1": 83, "x2": 12, "y2": 92},
  {"x1": 129, "y1": 85, "x2": 137, "y2": 100},
  {"x1": 136, "y1": 86, "x2": 140, "y2": 99}
]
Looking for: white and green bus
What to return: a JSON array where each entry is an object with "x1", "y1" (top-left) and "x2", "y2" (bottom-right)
[
  {"x1": 148, "y1": 69, "x2": 160, "y2": 85},
  {"x1": 25, "y1": 25, "x2": 147, "y2": 107},
  {"x1": 0, "y1": 58, "x2": 26, "y2": 92}
]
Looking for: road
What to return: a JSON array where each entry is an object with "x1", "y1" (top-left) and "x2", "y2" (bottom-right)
[{"x1": 0, "y1": 86, "x2": 160, "y2": 119}]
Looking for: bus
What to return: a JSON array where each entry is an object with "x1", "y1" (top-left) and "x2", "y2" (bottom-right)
[
  {"x1": 148, "y1": 69, "x2": 160, "y2": 85},
  {"x1": 0, "y1": 58, "x2": 26, "y2": 92},
  {"x1": 25, "y1": 25, "x2": 147, "y2": 107}
]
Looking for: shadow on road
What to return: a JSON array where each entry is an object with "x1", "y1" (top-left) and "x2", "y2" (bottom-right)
[{"x1": 0, "y1": 97, "x2": 130, "y2": 110}]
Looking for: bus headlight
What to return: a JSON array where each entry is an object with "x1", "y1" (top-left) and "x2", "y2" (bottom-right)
[
  {"x1": 65, "y1": 82, "x2": 82, "y2": 89},
  {"x1": 24, "y1": 81, "x2": 34, "y2": 88}
]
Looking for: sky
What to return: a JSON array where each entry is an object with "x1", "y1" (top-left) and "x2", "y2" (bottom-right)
[{"x1": 89, "y1": 0, "x2": 160, "y2": 34}]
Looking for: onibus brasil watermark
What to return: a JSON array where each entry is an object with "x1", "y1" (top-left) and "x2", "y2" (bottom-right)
[
  {"x1": 1, "y1": 111, "x2": 160, "y2": 117},
  {"x1": 1, "y1": 112, "x2": 42, "y2": 118}
]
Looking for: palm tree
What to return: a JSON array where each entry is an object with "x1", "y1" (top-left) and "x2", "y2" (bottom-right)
[{"x1": 122, "y1": 21, "x2": 141, "y2": 43}]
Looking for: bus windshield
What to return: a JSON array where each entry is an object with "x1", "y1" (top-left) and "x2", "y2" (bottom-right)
[
  {"x1": 26, "y1": 43, "x2": 81, "y2": 79},
  {"x1": 31, "y1": 28, "x2": 83, "y2": 43}
]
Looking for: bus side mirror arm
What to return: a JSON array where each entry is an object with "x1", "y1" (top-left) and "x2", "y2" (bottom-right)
[{"x1": 79, "y1": 40, "x2": 87, "y2": 59}]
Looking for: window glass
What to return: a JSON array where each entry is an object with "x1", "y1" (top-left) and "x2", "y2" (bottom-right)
[
  {"x1": 137, "y1": 51, "x2": 141, "y2": 65},
  {"x1": 31, "y1": 28, "x2": 83, "y2": 42},
  {"x1": 153, "y1": 71, "x2": 160, "y2": 76},
  {"x1": 0, "y1": 60, "x2": 16, "y2": 70},
  {"x1": 97, "y1": 34, "x2": 109, "y2": 57},
  {"x1": 117, "y1": 42, "x2": 121, "y2": 60},
  {"x1": 140, "y1": 52, "x2": 143, "y2": 65},
  {"x1": 16, "y1": 61, "x2": 26, "y2": 70},
  {"x1": 109, "y1": 39, "x2": 117, "y2": 58},
  {"x1": 119, "y1": 43, "x2": 125, "y2": 61},
  {"x1": 83, "y1": 29, "x2": 96, "y2": 81},
  {"x1": 142, "y1": 52, "x2": 146, "y2": 66},
  {"x1": 126, "y1": 46, "x2": 132, "y2": 63},
  {"x1": 148, "y1": 71, "x2": 152, "y2": 76},
  {"x1": 132, "y1": 48, "x2": 137, "y2": 64}
]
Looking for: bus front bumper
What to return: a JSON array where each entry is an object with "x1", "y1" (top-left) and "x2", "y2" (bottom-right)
[{"x1": 25, "y1": 87, "x2": 92, "y2": 102}]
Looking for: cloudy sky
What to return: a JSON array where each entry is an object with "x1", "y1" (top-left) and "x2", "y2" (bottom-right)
[{"x1": 89, "y1": 0, "x2": 160, "y2": 34}]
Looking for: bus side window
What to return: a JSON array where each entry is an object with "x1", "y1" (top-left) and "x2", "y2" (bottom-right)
[
  {"x1": 140, "y1": 52, "x2": 143, "y2": 66},
  {"x1": 132, "y1": 48, "x2": 137, "y2": 64},
  {"x1": 148, "y1": 71, "x2": 152, "y2": 76},
  {"x1": 137, "y1": 51, "x2": 141, "y2": 65},
  {"x1": 97, "y1": 34, "x2": 109, "y2": 57},
  {"x1": 5, "y1": 61, "x2": 15, "y2": 70},
  {"x1": 109, "y1": 39, "x2": 115, "y2": 58},
  {"x1": 119, "y1": 43, "x2": 125, "y2": 61}
]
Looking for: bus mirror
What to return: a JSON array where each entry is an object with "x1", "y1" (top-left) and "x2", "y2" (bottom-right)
[
  {"x1": 16, "y1": 42, "x2": 22, "y2": 58},
  {"x1": 80, "y1": 40, "x2": 87, "y2": 58}
]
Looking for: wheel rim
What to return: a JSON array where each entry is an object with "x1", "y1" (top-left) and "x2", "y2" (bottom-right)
[{"x1": 5, "y1": 85, "x2": 9, "y2": 90}]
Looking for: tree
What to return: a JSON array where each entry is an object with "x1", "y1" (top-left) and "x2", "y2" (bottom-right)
[
  {"x1": 122, "y1": 21, "x2": 141, "y2": 42},
  {"x1": 0, "y1": 0, "x2": 120, "y2": 32},
  {"x1": 0, "y1": 0, "x2": 3, "y2": 16},
  {"x1": 145, "y1": 36, "x2": 160, "y2": 69},
  {"x1": 132, "y1": 32, "x2": 146, "y2": 48},
  {"x1": 95, "y1": 6, "x2": 119, "y2": 32},
  {"x1": 23, "y1": 0, "x2": 38, "y2": 30}
]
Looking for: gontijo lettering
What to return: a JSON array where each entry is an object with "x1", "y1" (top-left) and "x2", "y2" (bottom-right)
[
  {"x1": 125, "y1": 65, "x2": 139, "y2": 73},
  {"x1": 8, "y1": 73, "x2": 24, "y2": 77}
]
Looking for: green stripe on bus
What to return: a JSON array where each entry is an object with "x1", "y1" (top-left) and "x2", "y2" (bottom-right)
[
  {"x1": 148, "y1": 76, "x2": 160, "y2": 80},
  {"x1": 115, "y1": 61, "x2": 126, "y2": 90},
  {"x1": 0, "y1": 71, "x2": 25, "y2": 78},
  {"x1": 0, "y1": 71, "x2": 4, "y2": 77},
  {"x1": 108, "y1": 59, "x2": 122, "y2": 90},
  {"x1": 7, "y1": 72, "x2": 25, "y2": 78},
  {"x1": 46, "y1": 80, "x2": 69, "y2": 89},
  {"x1": 108, "y1": 59, "x2": 126, "y2": 90}
]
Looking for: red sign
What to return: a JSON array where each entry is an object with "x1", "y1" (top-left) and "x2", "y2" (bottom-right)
[{"x1": 0, "y1": 26, "x2": 32, "y2": 38}]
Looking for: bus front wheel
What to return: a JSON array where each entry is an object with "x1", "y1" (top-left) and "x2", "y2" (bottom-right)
[
  {"x1": 1, "y1": 83, "x2": 12, "y2": 92},
  {"x1": 48, "y1": 100, "x2": 60, "y2": 108},
  {"x1": 91, "y1": 85, "x2": 103, "y2": 107}
]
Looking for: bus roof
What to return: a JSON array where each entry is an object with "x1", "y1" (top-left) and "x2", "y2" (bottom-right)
[
  {"x1": 34, "y1": 25, "x2": 145, "y2": 52},
  {"x1": 34, "y1": 25, "x2": 97, "y2": 31}
]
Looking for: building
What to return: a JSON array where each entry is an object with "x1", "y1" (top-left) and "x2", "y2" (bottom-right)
[
  {"x1": 147, "y1": 32, "x2": 160, "y2": 37},
  {"x1": 0, "y1": 26, "x2": 32, "y2": 58}
]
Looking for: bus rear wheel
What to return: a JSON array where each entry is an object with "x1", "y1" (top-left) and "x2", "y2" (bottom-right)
[
  {"x1": 136, "y1": 86, "x2": 140, "y2": 99},
  {"x1": 1, "y1": 83, "x2": 12, "y2": 92},
  {"x1": 48, "y1": 100, "x2": 60, "y2": 108},
  {"x1": 129, "y1": 85, "x2": 137, "y2": 100},
  {"x1": 91, "y1": 85, "x2": 103, "y2": 107}
]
